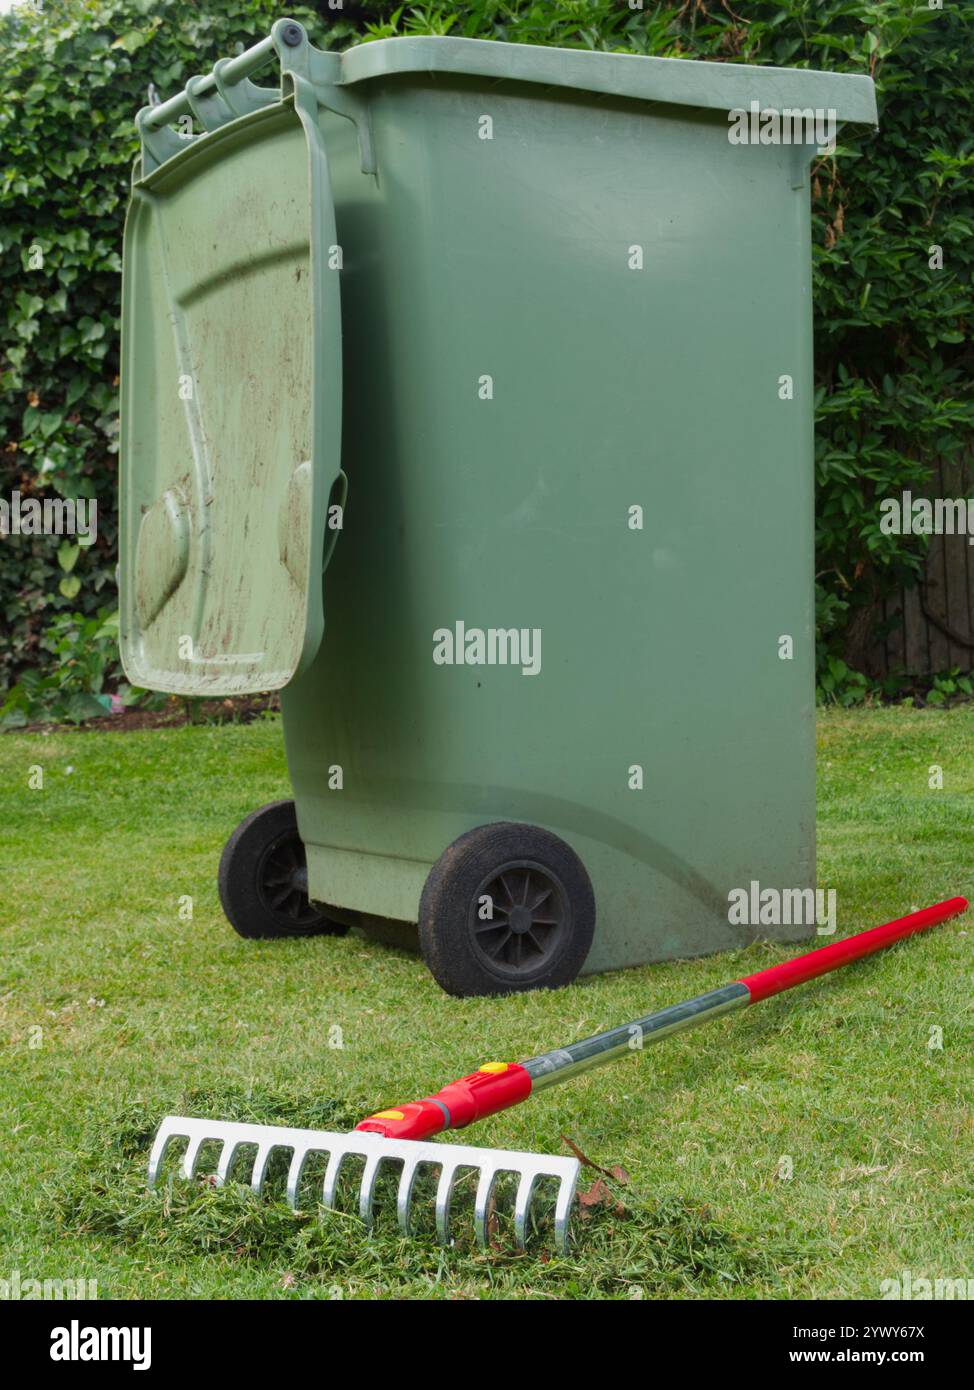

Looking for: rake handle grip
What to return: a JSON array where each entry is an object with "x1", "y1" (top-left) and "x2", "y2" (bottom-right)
[
  {"x1": 355, "y1": 1063, "x2": 533, "y2": 1140},
  {"x1": 738, "y1": 896, "x2": 968, "y2": 1003}
]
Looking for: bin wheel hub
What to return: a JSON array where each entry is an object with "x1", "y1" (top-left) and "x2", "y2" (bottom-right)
[
  {"x1": 257, "y1": 834, "x2": 319, "y2": 926},
  {"x1": 471, "y1": 863, "x2": 567, "y2": 975},
  {"x1": 508, "y1": 905, "x2": 533, "y2": 934}
]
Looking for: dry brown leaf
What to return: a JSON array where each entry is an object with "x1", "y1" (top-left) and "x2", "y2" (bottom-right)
[
  {"x1": 578, "y1": 1177, "x2": 612, "y2": 1209},
  {"x1": 561, "y1": 1134, "x2": 629, "y2": 1186}
]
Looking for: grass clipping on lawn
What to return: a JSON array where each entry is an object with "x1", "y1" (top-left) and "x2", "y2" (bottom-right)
[{"x1": 50, "y1": 1084, "x2": 800, "y2": 1296}]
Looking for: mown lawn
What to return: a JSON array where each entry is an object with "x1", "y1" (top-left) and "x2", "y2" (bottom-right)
[{"x1": 0, "y1": 708, "x2": 971, "y2": 1300}]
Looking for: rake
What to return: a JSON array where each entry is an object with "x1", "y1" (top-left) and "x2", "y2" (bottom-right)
[{"x1": 149, "y1": 897, "x2": 966, "y2": 1251}]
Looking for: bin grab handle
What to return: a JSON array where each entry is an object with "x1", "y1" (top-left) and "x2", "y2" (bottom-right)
[{"x1": 135, "y1": 19, "x2": 374, "y2": 177}]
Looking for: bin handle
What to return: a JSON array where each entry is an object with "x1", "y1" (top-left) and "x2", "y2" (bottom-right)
[
  {"x1": 140, "y1": 35, "x2": 277, "y2": 135},
  {"x1": 322, "y1": 471, "x2": 348, "y2": 574},
  {"x1": 135, "y1": 19, "x2": 375, "y2": 177}
]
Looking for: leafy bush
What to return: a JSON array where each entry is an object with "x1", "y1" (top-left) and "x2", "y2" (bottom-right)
[
  {"x1": 0, "y1": 605, "x2": 135, "y2": 726},
  {"x1": 2, "y1": 0, "x2": 972, "y2": 707}
]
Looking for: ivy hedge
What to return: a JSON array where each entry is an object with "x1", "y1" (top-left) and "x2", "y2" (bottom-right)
[{"x1": 2, "y1": 0, "x2": 972, "y2": 716}]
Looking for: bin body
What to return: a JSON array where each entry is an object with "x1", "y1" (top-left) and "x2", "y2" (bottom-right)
[
  {"x1": 287, "y1": 68, "x2": 820, "y2": 973},
  {"x1": 120, "y1": 28, "x2": 877, "y2": 973}
]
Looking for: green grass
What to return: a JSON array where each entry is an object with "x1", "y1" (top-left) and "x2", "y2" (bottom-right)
[{"x1": 0, "y1": 708, "x2": 971, "y2": 1300}]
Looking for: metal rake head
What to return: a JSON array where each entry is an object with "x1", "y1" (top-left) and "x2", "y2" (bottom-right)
[{"x1": 148, "y1": 1116, "x2": 580, "y2": 1252}]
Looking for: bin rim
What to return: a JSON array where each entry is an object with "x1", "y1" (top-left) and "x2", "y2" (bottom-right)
[
  {"x1": 340, "y1": 35, "x2": 878, "y2": 127},
  {"x1": 135, "y1": 20, "x2": 876, "y2": 179}
]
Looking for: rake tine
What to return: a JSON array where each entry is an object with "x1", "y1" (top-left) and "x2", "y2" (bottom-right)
[
  {"x1": 250, "y1": 1143, "x2": 274, "y2": 1193},
  {"x1": 147, "y1": 1125, "x2": 175, "y2": 1188},
  {"x1": 434, "y1": 1162, "x2": 459, "y2": 1245},
  {"x1": 513, "y1": 1169, "x2": 539, "y2": 1250},
  {"x1": 181, "y1": 1135, "x2": 204, "y2": 1181},
  {"x1": 473, "y1": 1164, "x2": 499, "y2": 1248},
  {"x1": 396, "y1": 1158, "x2": 422, "y2": 1236},
  {"x1": 554, "y1": 1170, "x2": 578, "y2": 1254},
  {"x1": 286, "y1": 1145, "x2": 311, "y2": 1206},
  {"x1": 215, "y1": 1138, "x2": 243, "y2": 1187},
  {"x1": 321, "y1": 1148, "x2": 346, "y2": 1209},
  {"x1": 358, "y1": 1152, "x2": 384, "y2": 1228}
]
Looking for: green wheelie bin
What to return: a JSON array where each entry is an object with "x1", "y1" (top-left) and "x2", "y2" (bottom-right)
[{"x1": 119, "y1": 19, "x2": 877, "y2": 995}]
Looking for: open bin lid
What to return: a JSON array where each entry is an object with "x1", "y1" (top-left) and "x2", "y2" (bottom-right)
[{"x1": 119, "y1": 24, "x2": 347, "y2": 697}]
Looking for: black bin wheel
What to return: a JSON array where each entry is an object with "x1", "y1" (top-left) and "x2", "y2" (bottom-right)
[
  {"x1": 418, "y1": 821, "x2": 595, "y2": 997},
  {"x1": 218, "y1": 800, "x2": 348, "y2": 940}
]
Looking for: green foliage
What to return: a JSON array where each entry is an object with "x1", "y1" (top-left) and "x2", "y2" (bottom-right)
[
  {"x1": 923, "y1": 666, "x2": 974, "y2": 707},
  {"x1": 817, "y1": 653, "x2": 870, "y2": 708},
  {"x1": 2, "y1": 0, "x2": 972, "y2": 696},
  {"x1": 816, "y1": 658, "x2": 974, "y2": 711},
  {"x1": 0, "y1": 605, "x2": 135, "y2": 726}
]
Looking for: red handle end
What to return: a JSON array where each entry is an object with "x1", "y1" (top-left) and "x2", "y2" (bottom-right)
[
  {"x1": 355, "y1": 1098, "x2": 451, "y2": 1141},
  {"x1": 355, "y1": 1062, "x2": 533, "y2": 1140},
  {"x1": 738, "y1": 896, "x2": 968, "y2": 1004}
]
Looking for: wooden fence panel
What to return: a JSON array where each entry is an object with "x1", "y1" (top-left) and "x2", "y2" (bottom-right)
[{"x1": 871, "y1": 458, "x2": 974, "y2": 678}]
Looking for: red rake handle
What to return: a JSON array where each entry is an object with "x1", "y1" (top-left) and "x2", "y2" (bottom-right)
[
  {"x1": 355, "y1": 1063, "x2": 531, "y2": 1141},
  {"x1": 356, "y1": 897, "x2": 968, "y2": 1141},
  {"x1": 737, "y1": 896, "x2": 968, "y2": 1002}
]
